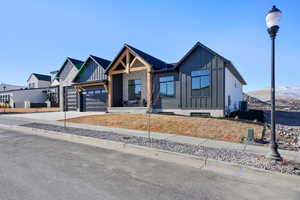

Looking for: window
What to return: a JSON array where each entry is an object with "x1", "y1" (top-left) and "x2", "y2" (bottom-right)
[
  {"x1": 128, "y1": 80, "x2": 141, "y2": 100},
  {"x1": 87, "y1": 90, "x2": 94, "y2": 95},
  {"x1": 191, "y1": 69, "x2": 210, "y2": 96},
  {"x1": 228, "y1": 95, "x2": 231, "y2": 106},
  {"x1": 29, "y1": 83, "x2": 35, "y2": 88},
  {"x1": 160, "y1": 76, "x2": 174, "y2": 97},
  {"x1": 0, "y1": 95, "x2": 10, "y2": 103}
]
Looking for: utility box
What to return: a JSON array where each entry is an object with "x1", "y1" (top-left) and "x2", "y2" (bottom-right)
[
  {"x1": 240, "y1": 101, "x2": 248, "y2": 112},
  {"x1": 247, "y1": 128, "x2": 254, "y2": 141}
]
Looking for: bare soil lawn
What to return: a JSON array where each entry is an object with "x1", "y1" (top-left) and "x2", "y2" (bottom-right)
[
  {"x1": 0, "y1": 107, "x2": 60, "y2": 113},
  {"x1": 64, "y1": 114, "x2": 264, "y2": 143}
]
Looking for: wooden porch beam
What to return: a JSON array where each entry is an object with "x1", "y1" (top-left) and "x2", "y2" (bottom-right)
[{"x1": 110, "y1": 69, "x2": 126, "y2": 75}]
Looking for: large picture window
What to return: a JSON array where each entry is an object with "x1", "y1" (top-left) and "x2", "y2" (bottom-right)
[
  {"x1": 160, "y1": 76, "x2": 174, "y2": 97},
  {"x1": 191, "y1": 69, "x2": 210, "y2": 96},
  {"x1": 128, "y1": 80, "x2": 142, "y2": 100}
]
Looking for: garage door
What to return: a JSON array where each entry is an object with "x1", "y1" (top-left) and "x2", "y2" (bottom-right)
[
  {"x1": 82, "y1": 86, "x2": 107, "y2": 112},
  {"x1": 64, "y1": 86, "x2": 77, "y2": 111}
]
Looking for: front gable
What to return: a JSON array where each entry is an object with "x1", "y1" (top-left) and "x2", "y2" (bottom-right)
[
  {"x1": 105, "y1": 46, "x2": 151, "y2": 75},
  {"x1": 176, "y1": 42, "x2": 246, "y2": 85},
  {"x1": 56, "y1": 58, "x2": 82, "y2": 85},
  {"x1": 177, "y1": 45, "x2": 215, "y2": 73},
  {"x1": 74, "y1": 56, "x2": 107, "y2": 83},
  {"x1": 27, "y1": 74, "x2": 38, "y2": 83}
]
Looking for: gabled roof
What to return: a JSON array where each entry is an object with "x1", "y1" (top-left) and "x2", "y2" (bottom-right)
[
  {"x1": 90, "y1": 55, "x2": 111, "y2": 69},
  {"x1": 67, "y1": 57, "x2": 84, "y2": 69},
  {"x1": 27, "y1": 73, "x2": 51, "y2": 82},
  {"x1": 105, "y1": 44, "x2": 173, "y2": 74},
  {"x1": 56, "y1": 57, "x2": 84, "y2": 78},
  {"x1": 73, "y1": 55, "x2": 111, "y2": 83},
  {"x1": 125, "y1": 44, "x2": 172, "y2": 70},
  {"x1": 175, "y1": 42, "x2": 247, "y2": 85}
]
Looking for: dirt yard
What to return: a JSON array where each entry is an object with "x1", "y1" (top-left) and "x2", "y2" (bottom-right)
[
  {"x1": 64, "y1": 114, "x2": 264, "y2": 143},
  {"x1": 0, "y1": 107, "x2": 60, "y2": 113}
]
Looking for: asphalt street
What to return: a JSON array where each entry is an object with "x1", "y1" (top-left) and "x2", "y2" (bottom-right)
[{"x1": 0, "y1": 127, "x2": 299, "y2": 200}]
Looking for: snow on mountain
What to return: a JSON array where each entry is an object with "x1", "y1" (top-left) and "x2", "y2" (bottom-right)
[{"x1": 247, "y1": 86, "x2": 300, "y2": 101}]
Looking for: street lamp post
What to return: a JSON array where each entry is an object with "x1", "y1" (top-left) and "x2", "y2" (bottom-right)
[{"x1": 266, "y1": 5, "x2": 283, "y2": 161}]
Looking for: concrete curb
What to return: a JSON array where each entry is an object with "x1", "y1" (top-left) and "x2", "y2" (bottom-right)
[
  {"x1": 1, "y1": 123, "x2": 300, "y2": 186},
  {"x1": 3, "y1": 115, "x2": 300, "y2": 163}
]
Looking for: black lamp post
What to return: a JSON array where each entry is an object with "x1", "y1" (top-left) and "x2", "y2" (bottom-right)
[{"x1": 266, "y1": 5, "x2": 282, "y2": 161}]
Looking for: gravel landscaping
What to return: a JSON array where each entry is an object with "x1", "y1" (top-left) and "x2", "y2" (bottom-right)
[{"x1": 22, "y1": 122, "x2": 300, "y2": 176}]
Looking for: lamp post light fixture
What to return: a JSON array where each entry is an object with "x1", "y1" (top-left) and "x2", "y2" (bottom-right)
[{"x1": 266, "y1": 5, "x2": 283, "y2": 161}]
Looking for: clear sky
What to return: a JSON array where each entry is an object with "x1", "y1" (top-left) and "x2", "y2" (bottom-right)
[{"x1": 0, "y1": 0, "x2": 298, "y2": 91}]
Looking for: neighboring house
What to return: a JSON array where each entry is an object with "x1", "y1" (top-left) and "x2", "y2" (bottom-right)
[
  {"x1": 27, "y1": 73, "x2": 51, "y2": 88},
  {"x1": 55, "y1": 57, "x2": 83, "y2": 110},
  {"x1": 59, "y1": 42, "x2": 246, "y2": 117},
  {"x1": 0, "y1": 87, "x2": 59, "y2": 108},
  {"x1": 71, "y1": 55, "x2": 111, "y2": 112},
  {"x1": 50, "y1": 70, "x2": 60, "y2": 86},
  {"x1": 0, "y1": 74, "x2": 59, "y2": 108},
  {"x1": 104, "y1": 42, "x2": 246, "y2": 117}
]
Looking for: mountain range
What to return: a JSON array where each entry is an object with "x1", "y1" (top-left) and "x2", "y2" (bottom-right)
[{"x1": 247, "y1": 86, "x2": 300, "y2": 101}]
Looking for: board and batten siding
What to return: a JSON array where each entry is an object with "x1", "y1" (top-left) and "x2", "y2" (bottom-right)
[
  {"x1": 77, "y1": 58, "x2": 107, "y2": 83},
  {"x1": 152, "y1": 46, "x2": 225, "y2": 111},
  {"x1": 179, "y1": 46, "x2": 225, "y2": 110}
]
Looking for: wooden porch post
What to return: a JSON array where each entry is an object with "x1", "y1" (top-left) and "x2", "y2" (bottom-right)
[
  {"x1": 147, "y1": 71, "x2": 152, "y2": 108},
  {"x1": 108, "y1": 74, "x2": 113, "y2": 107}
]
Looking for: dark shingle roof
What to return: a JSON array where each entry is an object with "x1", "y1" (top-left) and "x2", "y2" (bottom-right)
[
  {"x1": 73, "y1": 55, "x2": 111, "y2": 83},
  {"x1": 90, "y1": 55, "x2": 111, "y2": 69},
  {"x1": 56, "y1": 57, "x2": 84, "y2": 78},
  {"x1": 31, "y1": 73, "x2": 51, "y2": 81},
  {"x1": 68, "y1": 57, "x2": 84, "y2": 69},
  {"x1": 125, "y1": 44, "x2": 172, "y2": 70},
  {"x1": 175, "y1": 42, "x2": 247, "y2": 85}
]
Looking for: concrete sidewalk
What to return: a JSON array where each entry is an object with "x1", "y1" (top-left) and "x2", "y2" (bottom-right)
[
  {"x1": 0, "y1": 111, "x2": 105, "y2": 121},
  {"x1": 1, "y1": 114, "x2": 299, "y2": 162}
]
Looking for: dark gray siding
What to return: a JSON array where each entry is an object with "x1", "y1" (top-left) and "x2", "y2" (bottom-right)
[
  {"x1": 179, "y1": 46, "x2": 225, "y2": 110},
  {"x1": 152, "y1": 46, "x2": 225, "y2": 110},
  {"x1": 77, "y1": 58, "x2": 107, "y2": 83},
  {"x1": 152, "y1": 71, "x2": 180, "y2": 109},
  {"x1": 112, "y1": 74, "x2": 123, "y2": 107},
  {"x1": 64, "y1": 86, "x2": 77, "y2": 111}
]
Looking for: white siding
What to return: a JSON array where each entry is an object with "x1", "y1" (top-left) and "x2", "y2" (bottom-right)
[
  {"x1": 28, "y1": 75, "x2": 51, "y2": 88},
  {"x1": 225, "y1": 67, "x2": 243, "y2": 114},
  {"x1": 51, "y1": 79, "x2": 59, "y2": 86},
  {"x1": 1, "y1": 89, "x2": 48, "y2": 108},
  {"x1": 38, "y1": 80, "x2": 51, "y2": 88},
  {"x1": 58, "y1": 61, "x2": 79, "y2": 110}
]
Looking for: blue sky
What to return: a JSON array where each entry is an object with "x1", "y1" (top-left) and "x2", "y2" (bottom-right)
[{"x1": 0, "y1": 0, "x2": 299, "y2": 91}]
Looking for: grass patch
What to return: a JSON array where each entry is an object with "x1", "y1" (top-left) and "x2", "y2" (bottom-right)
[{"x1": 63, "y1": 114, "x2": 263, "y2": 143}]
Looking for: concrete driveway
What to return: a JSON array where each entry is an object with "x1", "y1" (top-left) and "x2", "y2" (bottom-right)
[{"x1": 0, "y1": 111, "x2": 104, "y2": 121}]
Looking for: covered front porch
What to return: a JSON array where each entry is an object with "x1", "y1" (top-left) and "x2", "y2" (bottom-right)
[{"x1": 107, "y1": 46, "x2": 152, "y2": 108}]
